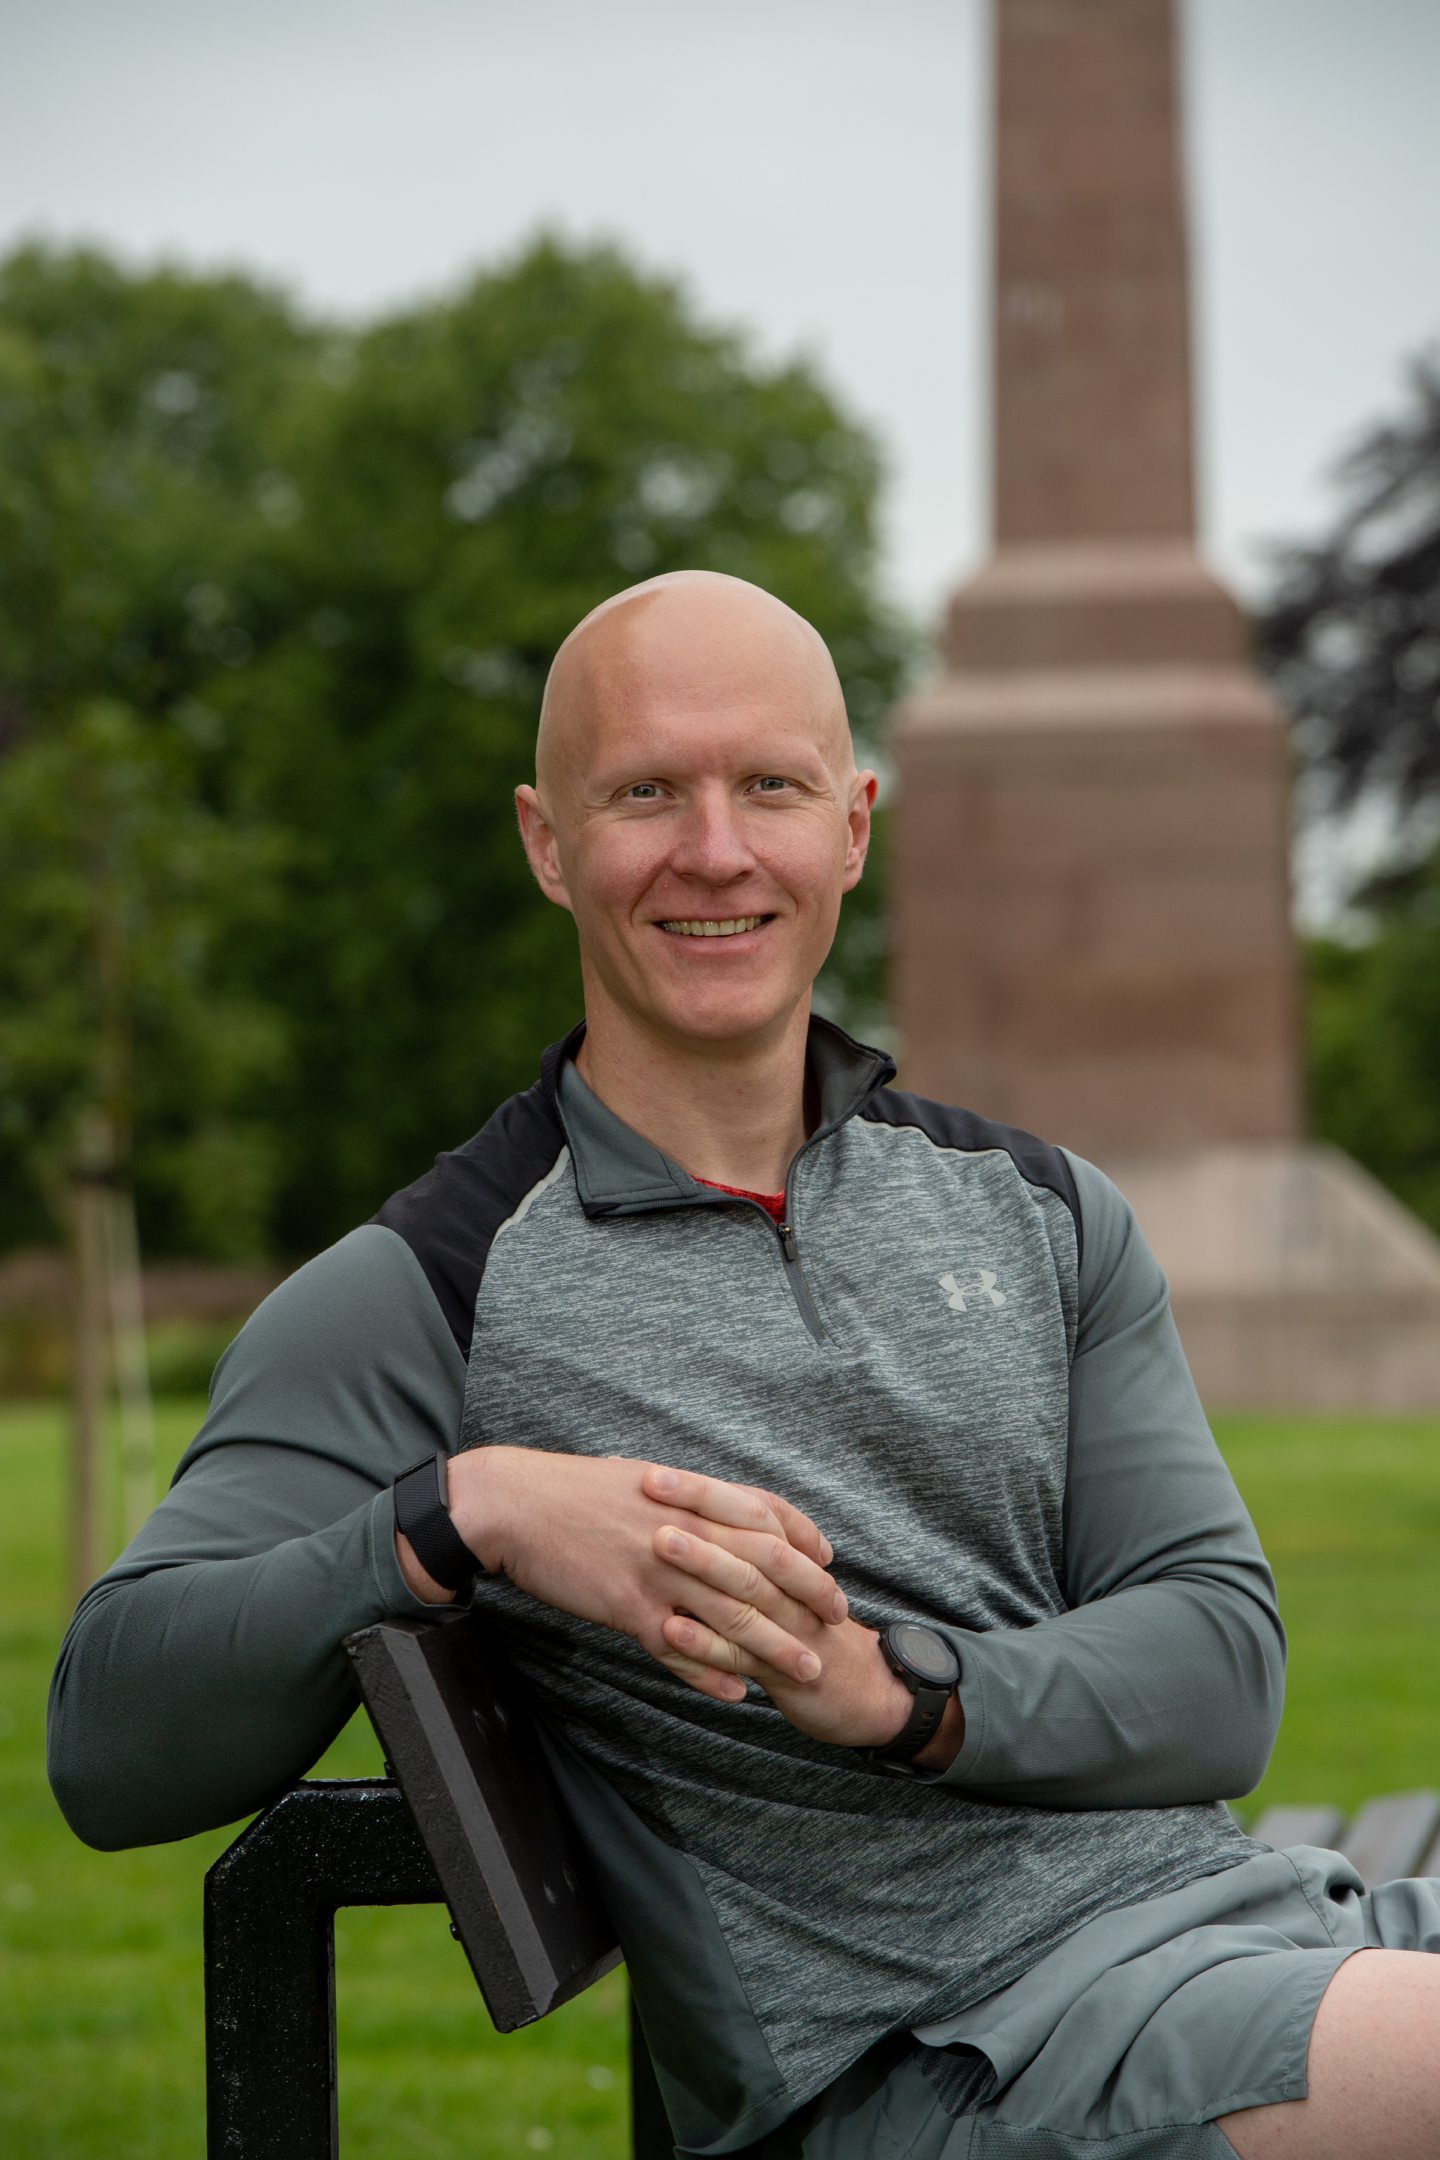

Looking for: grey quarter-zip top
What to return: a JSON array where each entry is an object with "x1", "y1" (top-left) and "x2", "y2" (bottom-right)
[{"x1": 48, "y1": 1017, "x2": 1283, "y2": 2154}]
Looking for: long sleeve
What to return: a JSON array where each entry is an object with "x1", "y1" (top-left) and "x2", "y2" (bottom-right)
[
  {"x1": 931, "y1": 1149, "x2": 1285, "y2": 1807},
  {"x1": 46, "y1": 1224, "x2": 466, "y2": 1850}
]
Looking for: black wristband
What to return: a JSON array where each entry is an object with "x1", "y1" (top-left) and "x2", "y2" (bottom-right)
[
  {"x1": 392, "y1": 1452, "x2": 482, "y2": 1595},
  {"x1": 872, "y1": 1685, "x2": 951, "y2": 1764}
]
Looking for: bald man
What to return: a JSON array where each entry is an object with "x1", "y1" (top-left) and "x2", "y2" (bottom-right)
[{"x1": 49, "y1": 575, "x2": 1440, "y2": 2160}]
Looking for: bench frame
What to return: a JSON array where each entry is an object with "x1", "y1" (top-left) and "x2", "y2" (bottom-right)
[{"x1": 204, "y1": 1613, "x2": 671, "y2": 2159}]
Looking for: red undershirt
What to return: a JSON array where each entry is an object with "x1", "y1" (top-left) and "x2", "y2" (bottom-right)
[{"x1": 695, "y1": 1177, "x2": 787, "y2": 1226}]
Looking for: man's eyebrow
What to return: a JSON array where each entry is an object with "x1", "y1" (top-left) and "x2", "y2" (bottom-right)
[
  {"x1": 587, "y1": 747, "x2": 834, "y2": 792},
  {"x1": 582, "y1": 766, "x2": 670, "y2": 798}
]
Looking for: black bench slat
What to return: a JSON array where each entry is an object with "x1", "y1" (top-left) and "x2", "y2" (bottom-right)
[{"x1": 345, "y1": 1612, "x2": 621, "y2": 2031}]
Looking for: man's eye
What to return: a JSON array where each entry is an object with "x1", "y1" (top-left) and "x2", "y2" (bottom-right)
[
  {"x1": 626, "y1": 783, "x2": 662, "y2": 800},
  {"x1": 752, "y1": 776, "x2": 791, "y2": 794}
]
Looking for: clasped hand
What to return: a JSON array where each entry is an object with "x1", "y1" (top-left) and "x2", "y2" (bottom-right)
[
  {"x1": 639, "y1": 1465, "x2": 913, "y2": 1750},
  {"x1": 436, "y1": 1447, "x2": 912, "y2": 1751}
]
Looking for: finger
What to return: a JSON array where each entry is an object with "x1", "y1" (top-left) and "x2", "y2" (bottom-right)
[
  {"x1": 699, "y1": 1522, "x2": 847, "y2": 1625},
  {"x1": 658, "y1": 1526, "x2": 811, "y2": 1628},
  {"x1": 642, "y1": 1464, "x2": 835, "y2": 1567},
  {"x1": 662, "y1": 1612, "x2": 788, "y2": 1694},
  {"x1": 751, "y1": 1487, "x2": 835, "y2": 1569},
  {"x1": 648, "y1": 1638, "x2": 748, "y2": 1704},
  {"x1": 655, "y1": 1530, "x2": 824, "y2": 1682},
  {"x1": 643, "y1": 1465, "x2": 785, "y2": 1538}
]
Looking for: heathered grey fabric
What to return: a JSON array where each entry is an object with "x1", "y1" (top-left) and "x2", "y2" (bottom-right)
[
  {"x1": 458, "y1": 1063, "x2": 1262, "y2": 2116},
  {"x1": 924, "y1": 1149, "x2": 1285, "y2": 1812}
]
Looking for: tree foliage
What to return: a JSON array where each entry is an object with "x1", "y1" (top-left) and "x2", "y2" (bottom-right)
[
  {"x1": 1260, "y1": 342, "x2": 1440, "y2": 1238},
  {"x1": 0, "y1": 237, "x2": 912, "y2": 1260},
  {"x1": 1303, "y1": 848, "x2": 1440, "y2": 1238},
  {"x1": 0, "y1": 700, "x2": 287, "y2": 1254},
  {"x1": 1260, "y1": 346, "x2": 1440, "y2": 825},
  {"x1": 0, "y1": 247, "x2": 311, "y2": 1253}
]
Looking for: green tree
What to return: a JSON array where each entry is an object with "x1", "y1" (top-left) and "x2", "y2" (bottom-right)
[
  {"x1": 0, "y1": 247, "x2": 315, "y2": 1584},
  {"x1": 1261, "y1": 344, "x2": 1440, "y2": 821},
  {"x1": 0, "y1": 702, "x2": 287, "y2": 1255},
  {"x1": 1258, "y1": 343, "x2": 1440, "y2": 1234},
  {"x1": 0, "y1": 235, "x2": 912, "y2": 1268},
  {"x1": 1302, "y1": 855, "x2": 1440, "y2": 1239},
  {"x1": 0, "y1": 702, "x2": 289, "y2": 1587},
  {"x1": 0, "y1": 243, "x2": 315, "y2": 1254}
]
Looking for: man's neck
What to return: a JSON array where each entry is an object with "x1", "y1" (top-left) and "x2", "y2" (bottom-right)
[{"x1": 573, "y1": 1001, "x2": 813, "y2": 1195}]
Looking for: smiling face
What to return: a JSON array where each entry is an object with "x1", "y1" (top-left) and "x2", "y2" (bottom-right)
[{"x1": 516, "y1": 572, "x2": 876, "y2": 1058}]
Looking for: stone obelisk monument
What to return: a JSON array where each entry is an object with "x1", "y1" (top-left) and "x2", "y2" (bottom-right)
[{"x1": 892, "y1": 0, "x2": 1440, "y2": 1408}]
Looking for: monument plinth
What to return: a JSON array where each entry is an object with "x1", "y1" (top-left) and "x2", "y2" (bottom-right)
[{"x1": 892, "y1": 0, "x2": 1440, "y2": 1406}]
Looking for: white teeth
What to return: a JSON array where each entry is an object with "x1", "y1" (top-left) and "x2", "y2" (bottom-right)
[{"x1": 660, "y1": 915, "x2": 765, "y2": 938}]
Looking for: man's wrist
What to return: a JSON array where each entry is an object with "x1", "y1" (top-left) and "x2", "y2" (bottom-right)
[
  {"x1": 394, "y1": 1524, "x2": 460, "y2": 1605},
  {"x1": 444, "y1": 1444, "x2": 521, "y2": 1576},
  {"x1": 910, "y1": 1689, "x2": 965, "y2": 1773},
  {"x1": 869, "y1": 1651, "x2": 917, "y2": 1748},
  {"x1": 863, "y1": 1628, "x2": 965, "y2": 1772},
  {"x1": 393, "y1": 1447, "x2": 521, "y2": 1603},
  {"x1": 392, "y1": 1451, "x2": 478, "y2": 1602}
]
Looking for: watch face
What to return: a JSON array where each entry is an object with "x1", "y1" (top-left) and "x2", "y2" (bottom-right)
[{"x1": 890, "y1": 1623, "x2": 959, "y2": 1688}]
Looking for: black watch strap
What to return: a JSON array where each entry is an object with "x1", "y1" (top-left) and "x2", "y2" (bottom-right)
[
  {"x1": 392, "y1": 1452, "x2": 482, "y2": 1595},
  {"x1": 873, "y1": 1684, "x2": 951, "y2": 1765}
]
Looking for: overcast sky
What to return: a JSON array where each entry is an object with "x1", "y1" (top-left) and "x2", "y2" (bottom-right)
[{"x1": 4, "y1": 0, "x2": 1438, "y2": 911}]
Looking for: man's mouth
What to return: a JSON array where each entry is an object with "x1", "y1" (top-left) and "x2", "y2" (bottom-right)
[{"x1": 656, "y1": 914, "x2": 772, "y2": 938}]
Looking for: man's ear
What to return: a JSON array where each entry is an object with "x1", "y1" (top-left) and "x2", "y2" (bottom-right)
[
  {"x1": 841, "y1": 770, "x2": 878, "y2": 892},
  {"x1": 515, "y1": 785, "x2": 574, "y2": 913}
]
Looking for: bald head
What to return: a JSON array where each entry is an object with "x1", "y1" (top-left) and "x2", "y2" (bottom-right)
[
  {"x1": 534, "y1": 571, "x2": 853, "y2": 816},
  {"x1": 515, "y1": 569, "x2": 877, "y2": 1052}
]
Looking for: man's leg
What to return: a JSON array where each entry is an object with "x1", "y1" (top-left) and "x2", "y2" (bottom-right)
[{"x1": 1216, "y1": 1948, "x2": 1440, "y2": 2160}]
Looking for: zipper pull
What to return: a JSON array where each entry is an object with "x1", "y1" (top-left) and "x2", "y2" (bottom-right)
[{"x1": 778, "y1": 1221, "x2": 797, "y2": 1260}]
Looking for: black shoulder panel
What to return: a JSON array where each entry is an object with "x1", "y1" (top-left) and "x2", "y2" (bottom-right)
[
  {"x1": 370, "y1": 1081, "x2": 567, "y2": 1358},
  {"x1": 859, "y1": 1085, "x2": 1083, "y2": 1268}
]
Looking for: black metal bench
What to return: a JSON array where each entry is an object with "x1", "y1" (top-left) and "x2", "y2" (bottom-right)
[
  {"x1": 204, "y1": 1611, "x2": 671, "y2": 2159},
  {"x1": 204, "y1": 1607, "x2": 1440, "y2": 2158}
]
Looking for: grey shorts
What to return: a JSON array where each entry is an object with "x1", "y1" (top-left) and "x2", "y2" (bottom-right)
[{"x1": 748, "y1": 1846, "x2": 1440, "y2": 2160}]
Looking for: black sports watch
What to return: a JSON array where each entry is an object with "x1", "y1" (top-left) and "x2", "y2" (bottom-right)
[
  {"x1": 870, "y1": 1622, "x2": 961, "y2": 1766},
  {"x1": 392, "y1": 1451, "x2": 483, "y2": 1595}
]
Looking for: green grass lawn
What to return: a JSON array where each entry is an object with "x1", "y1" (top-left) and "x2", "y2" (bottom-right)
[{"x1": 2, "y1": 1400, "x2": 1438, "y2": 2157}]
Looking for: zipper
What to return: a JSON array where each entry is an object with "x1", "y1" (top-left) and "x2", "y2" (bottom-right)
[
  {"x1": 574, "y1": 1047, "x2": 894, "y2": 1345},
  {"x1": 775, "y1": 1215, "x2": 827, "y2": 1345},
  {"x1": 699, "y1": 1192, "x2": 827, "y2": 1345},
  {"x1": 769, "y1": 1127, "x2": 831, "y2": 1347}
]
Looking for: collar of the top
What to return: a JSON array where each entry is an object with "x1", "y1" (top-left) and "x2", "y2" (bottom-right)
[{"x1": 538, "y1": 1014, "x2": 896, "y2": 1220}]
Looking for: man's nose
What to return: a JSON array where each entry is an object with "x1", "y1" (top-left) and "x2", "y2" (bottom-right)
[{"x1": 667, "y1": 791, "x2": 756, "y2": 883}]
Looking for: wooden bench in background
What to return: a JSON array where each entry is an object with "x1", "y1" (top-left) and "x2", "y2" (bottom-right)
[
  {"x1": 1246, "y1": 1793, "x2": 1440, "y2": 1886},
  {"x1": 203, "y1": 1609, "x2": 1440, "y2": 2158}
]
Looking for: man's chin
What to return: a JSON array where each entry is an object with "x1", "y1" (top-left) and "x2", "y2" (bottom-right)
[
  {"x1": 579, "y1": 940, "x2": 825, "y2": 1052},
  {"x1": 634, "y1": 983, "x2": 812, "y2": 1050}
]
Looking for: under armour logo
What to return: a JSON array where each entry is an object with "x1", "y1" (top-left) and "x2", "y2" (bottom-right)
[{"x1": 939, "y1": 1269, "x2": 1006, "y2": 1313}]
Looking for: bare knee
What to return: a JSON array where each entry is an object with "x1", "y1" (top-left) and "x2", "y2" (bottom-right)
[{"x1": 1218, "y1": 1948, "x2": 1440, "y2": 2160}]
